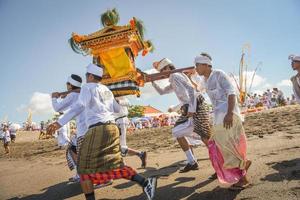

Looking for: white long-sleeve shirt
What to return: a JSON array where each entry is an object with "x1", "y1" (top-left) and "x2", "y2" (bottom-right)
[
  {"x1": 190, "y1": 73, "x2": 206, "y2": 93},
  {"x1": 152, "y1": 73, "x2": 196, "y2": 112},
  {"x1": 52, "y1": 92, "x2": 87, "y2": 138},
  {"x1": 204, "y1": 69, "x2": 242, "y2": 125},
  {"x1": 52, "y1": 93, "x2": 78, "y2": 112},
  {"x1": 58, "y1": 83, "x2": 121, "y2": 128},
  {"x1": 292, "y1": 76, "x2": 300, "y2": 103}
]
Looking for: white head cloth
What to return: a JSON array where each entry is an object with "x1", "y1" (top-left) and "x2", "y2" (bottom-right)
[
  {"x1": 194, "y1": 55, "x2": 212, "y2": 65},
  {"x1": 289, "y1": 54, "x2": 300, "y2": 62},
  {"x1": 86, "y1": 63, "x2": 103, "y2": 77},
  {"x1": 153, "y1": 58, "x2": 173, "y2": 71},
  {"x1": 67, "y1": 76, "x2": 81, "y2": 87}
]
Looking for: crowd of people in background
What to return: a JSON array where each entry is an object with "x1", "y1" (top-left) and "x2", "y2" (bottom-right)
[
  {"x1": 128, "y1": 115, "x2": 179, "y2": 132},
  {"x1": 244, "y1": 88, "x2": 297, "y2": 109}
]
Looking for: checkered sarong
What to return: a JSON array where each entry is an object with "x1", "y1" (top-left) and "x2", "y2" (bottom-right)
[
  {"x1": 66, "y1": 146, "x2": 76, "y2": 171},
  {"x1": 76, "y1": 136, "x2": 84, "y2": 155},
  {"x1": 66, "y1": 135, "x2": 78, "y2": 171},
  {"x1": 193, "y1": 94, "x2": 211, "y2": 140},
  {"x1": 107, "y1": 80, "x2": 138, "y2": 91},
  {"x1": 80, "y1": 166, "x2": 136, "y2": 185},
  {"x1": 77, "y1": 124, "x2": 123, "y2": 174}
]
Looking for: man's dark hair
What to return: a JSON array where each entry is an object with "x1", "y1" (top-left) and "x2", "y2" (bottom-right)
[
  {"x1": 71, "y1": 74, "x2": 82, "y2": 83},
  {"x1": 69, "y1": 74, "x2": 82, "y2": 89}
]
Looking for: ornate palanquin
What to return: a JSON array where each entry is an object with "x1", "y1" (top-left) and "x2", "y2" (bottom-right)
[{"x1": 70, "y1": 18, "x2": 152, "y2": 97}]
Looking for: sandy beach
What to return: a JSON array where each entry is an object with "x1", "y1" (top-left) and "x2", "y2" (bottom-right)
[{"x1": 1, "y1": 105, "x2": 300, "y2": 200}]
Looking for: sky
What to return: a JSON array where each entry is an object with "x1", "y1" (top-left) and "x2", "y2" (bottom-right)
[{"x1": 0, "y1": 0, "x2": 300, "y2": 124}]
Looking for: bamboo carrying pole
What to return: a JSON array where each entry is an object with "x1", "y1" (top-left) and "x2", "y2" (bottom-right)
[
  {"x1": 143, "y1": 66, "x2": 195, "y2": 82},
  {"x1": 57, "y1": 66, "x2": 195, "y2": 96}
]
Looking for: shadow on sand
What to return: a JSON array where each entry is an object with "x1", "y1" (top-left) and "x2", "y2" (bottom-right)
[
  {"x1": 261, "y1": 158, "x2": 300, "y2": 182},
  {"x1": 8, "y1": 181, "x2": 82, "y2": 200}
]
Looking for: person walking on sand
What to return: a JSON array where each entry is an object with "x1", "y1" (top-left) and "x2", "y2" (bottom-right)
[
  {"x1": 115, "y1": 96, "x2": 147, "y2": 168},
  {"x1": 152, "y1": 58, "x2": 202, "y2": 173},
  {"x1": 47, "y1": 63, "x2": 157, "y2": 200},
  {"x1": 194, "y1": 53, "x2": 252, "y2": 190}
]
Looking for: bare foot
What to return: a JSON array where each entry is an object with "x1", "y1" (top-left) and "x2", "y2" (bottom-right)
[
  {"x1": 245, "y1": 160, "x2": 252, "y2": 171},
  {"x1": 230, "y1": 176, "x2": 250, "y2": 189}
]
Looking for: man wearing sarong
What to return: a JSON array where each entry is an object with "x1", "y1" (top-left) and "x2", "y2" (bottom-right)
[
  {"x1": 194, "y1": 53, "x2": 251, "y2": 190},
  {"x1": 115, "y1": 96, "x2": 147, "y2": 168},
  {"x1": 152, "y1": 58, "x2": 202, "y2": 173},
  {"x1": 52, "y1": 74, "x2": 87, "y2": 182},
  {"x1": 289, "y1": 54, "x2": 300, "y2": 103},
  {"x1": 47, "y1": 63, "x2": 157, "y2": 200}
]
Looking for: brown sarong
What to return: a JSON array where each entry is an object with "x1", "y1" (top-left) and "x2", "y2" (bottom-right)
[{"x1": 77, "y1": 124, "x2": 123, "y2": 174}]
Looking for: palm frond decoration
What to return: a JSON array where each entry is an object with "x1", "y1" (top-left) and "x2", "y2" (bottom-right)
[
  {"x1": 134, "y1": 17, "x2": 145, "y2": 40},
  {"x1": 145, "y1": 40, "x2": 155, "y2": 53},
  {"x1": 68, "y1": 37, "x2": 85, "y2": 55},
  {"x1": 101, "y1": 8, "x2": 120, "y2": 27}
]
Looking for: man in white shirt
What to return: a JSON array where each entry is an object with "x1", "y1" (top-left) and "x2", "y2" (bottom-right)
[
  {"x1": 289, "y1": 55, "x2": 300, "y2": 104},
  {"x1": 194, "y1": 53, "x2": 251, "y2": 189},
  {"x1": 152, "y1": 58, "x2": 201, "y2": 173},
  {"x1": 47, "y1": 64, "x2": 157, "y2": 200},
  {"x1": 51, "y1": 74, "x2": 85, "y2": 182},
  {"x1": 115, "y1": 96, "x2": 147, "y2": 168}
]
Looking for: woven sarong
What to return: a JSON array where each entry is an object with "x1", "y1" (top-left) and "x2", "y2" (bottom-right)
[
  {"x1": 77, "y1": 124, "x2": 123, "y2": 174},
  {"x1": 193, "y1": 94, "x2": 211, "y2": 140},
  {"x1": 66, "y1": 145, "x2": 77, "y2": 171}
]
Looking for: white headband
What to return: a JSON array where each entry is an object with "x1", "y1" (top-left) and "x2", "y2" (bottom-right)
[
  {"x1": 194, "y1": 55, "x2": 212, "y2": 65},
  {"x1": 86, "y1": 63, "x2": 103, "y2": 77},
  {"x1": 155, "y1": 58, "x2": 173, "y2": 71},
  {"x1": 289, "y1": 54, "x2": 300, "y2": 62},
  {"x1": 67, "y1": 76, "x2": 82, "y2": 87}
]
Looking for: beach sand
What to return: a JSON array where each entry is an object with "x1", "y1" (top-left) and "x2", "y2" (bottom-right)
[{"x1": 1, "y1": 105, "x2": 300, "y2": 200}]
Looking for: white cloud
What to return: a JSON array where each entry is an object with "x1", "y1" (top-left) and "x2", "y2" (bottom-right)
[
  {"x1": 17, "y1": 92, "x2": 54, "y2": 115},
  {"x1": 232, "y1": 71, "x2": 266, "y2": 89},
  {"x1": 277, "y1": 79, "x2": 292, "y2": 87}
]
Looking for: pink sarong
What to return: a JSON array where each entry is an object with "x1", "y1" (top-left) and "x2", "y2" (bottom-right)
[
  {"x1": 208, "y1": 115, "x2": 247, "y2": 186},
  {"x1": 208, "y1": 140, "x2": 246, "y2": 186}
]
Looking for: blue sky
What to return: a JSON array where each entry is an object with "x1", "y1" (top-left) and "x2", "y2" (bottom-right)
[{"x1": 0, "y1": 0, "x2": 300, "y2": 123}]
